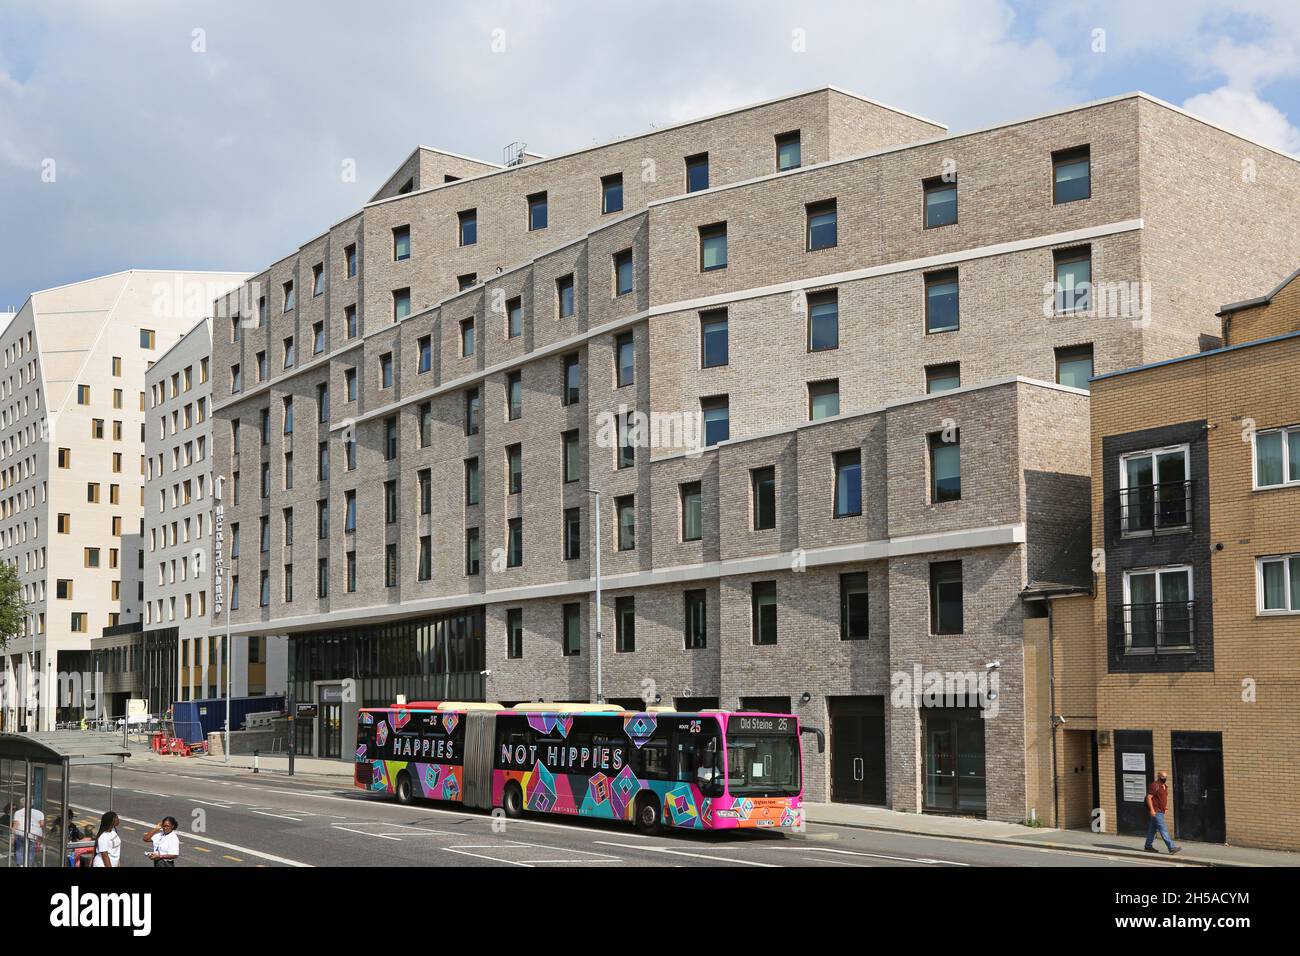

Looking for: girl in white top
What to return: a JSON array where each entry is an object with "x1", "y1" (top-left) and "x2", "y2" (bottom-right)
[
  {"x1": 92, "y1": 811, "x2": 121, "y2": 868},
  {"x1": 144, "y1": 817, "x2": 180, "y2": 867}
]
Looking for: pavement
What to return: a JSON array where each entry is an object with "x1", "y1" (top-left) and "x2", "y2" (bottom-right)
[{"x1": 87, "y1": 746, "x2": 1297, "y2": 867}]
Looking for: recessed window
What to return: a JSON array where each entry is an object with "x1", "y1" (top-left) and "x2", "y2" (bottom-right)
[
  {"x1": 557, "y1": 274, "x2": 575, "y2": 318},
  {"x1": 393, "y1": 225, "x2": 411, "y2": 262},
  {"x1": 615, "y1": 596, "x2": 636, "y2": 652},
  {"x1": 616, "y1": 495, "x2": 636, "y2": 551},
  {"x1": 808, "y1": 379, "x2": 840, "y2": 421},
  {"x1": 384, "y1": 544, "x2": 398, "y2": 588},
  {"x1": 807, "y1": 290, "x2": 839, "y2": 352},
  {"x1": 685, "y1": 590, "x2": 707, "y2": 649},
  {"x1": 806, "y1": 200, "x2": 837, "y2": 251},
  {"x1": 458, "y1": 273, "x2": 477, "y2": 291},
  {"x1": 834, "y1": 450, "x2": 862, "y2": 517},
  {"x1": 417, "y1": 536, "x2": 431, "y2": 583},
  {"x1": 313, "y1": 321, "x2": 325, "y2": 354},
  {"x1": 417, "y1": 335, "x2": 432, "y2": 373},
  {"x1": 685, "y1": 152, "x2": 709, "y2": 193},
  {"x1": 617, "y1": 413, "x2": 635, "y2": 470},
  {"x1": 1053, "y1": 145, "x2": 1091, "y2": 204},
  {"x1": 344, "y1": 367, "x2": 357, "y2": 402},
  {"x1": 563, "y1": 430, "x2": 580, "y2": 483},
  {"x1": 1123, "y1": 566, "x2": 1193, "y2": 651},
  {"x1": 564, "y1": 508, "x2": 581, "y2": 561},
  {"x1": 392, "y1": 287, "x2": 411, "y2": 322},
  {"x1": 1254, "y1": 426, "x2": 1300, "y2": 488},
  {"x1": 929, "y1": 431, "x2": 961, "y2": 503},
  {"x1": 458, "y1": 209, "x2": 477, "y2": 246},
  {"x1": 506, "y1": 444, "x2": 523, "y2": 495},
  {"x1": 926, "y1": 362, "x2": 961, "y2": 393},
  {"x1": 1258, "y1": 554, "x2": 1300, "y2": 614},
  {"x1": 506, "y1": 370, "x2": 522, "y2": 420},
  {"x1": 1053, "y1": 247, "x2": 1092, "y2": 314},
  {"x1": 925, "y1": 269, "x2": 959, "y2": 333},
  {"x1": 383, "y1": 415, "x2": 398, "y2": 460},
  {"x1": 417, "y1": 401, "x2": 432, "y2": 447},
  {"x1": 506, "y1": 517, "x2": 523, "y2": 568},
  {"x1": 460, "y1": 317, "x2": 475, "y2": 356},
  {"x1": 140, "y1": 329, "x2": 156, "y2": 349},
  {"x1": 77, "y1": 385, "x2": 90, "y2": 404},
  {"x1": 507, "y1": 608, "x2": 524, "y2": 660},
  {"x1": 527, "y1": 192, "x2": 548, "y2": 231},
  {"x1": 776, "y1": 131, "x2": 801, "y2": 172},
  {"x1": 418, "y1": 470, "x2": 431, "y2": 515},
  {"x1": 923, "y1": 176, "x2": 958, "y2": 228},
  {"x1": 930, "y1": 561, "x2": 964, "y2": 634},
  {"x1": 1120, "y1": 445, "x2": 1189, "y2": 534},
  {"x1": 840, "y1": 572, "x2": 869, "y2": 640},
  {"x1": 751, "y1": 466, "x2": 775, "y2": 530},
  {"x1": 464, "y1": 457, "x2": 480, "y2": 505},
  {"x1": 700, "y1": 310, "x2": 728, "y2": 368},
  {"x1": 384, "y1": 480, "x2": 398, "y2": 524},
  {"x1": 1055, "y1": 344, "x2": 1094, "y2": 390},
  {"x1": 465, "y1": 528, "x2": 481, "y2": 575},
  {"x1": 283, "y1": 336, "x2": 295, "y2": 369},
  {"x1": 614, "y1": 249, "x2": 634, "y2": 296},
  {"x1": 313, "y1": 263, "x2": 325, "y2": 296},
  {"x1": 506, "y1": 297, "x2": 522, "y2": 339},
  {"x1": 602, "y1": 173, "x2": 623, "y2": 214},
  {"x1": 563, "y1": 603, "x2": 581, "y2": 656},
  {"x1": 345, "y1": 304, "x2": 358, "y2": 338},
  {"x1": 701, "y1": 396, "x2": 729, "y2": 446},
  {"x1": 562, "y1": 353, "x2": 580, "y2": 405},
  {"x1": 699, "y1": 223, "x2": 727, "y2": 272},
  {"x1": 464, "y1": 388, "x2": 481, "y2": 436},
  {"x1": 344, "y1": 244, "x2": 358, "y2": 278},
  {"x1": 380, "y1": 352, "x2": 393, "y2": 388},
  {"x1": 680, "y1": 481, "x2": 702, "y2": 542},
  {"x1": 283, "y1": 281, "x2": 296, "y2": 313},
  {"x1": 751, "y1": 581, "x2": 777, "y2": 645},
  {"x1": 615, "y1": 332, "x2": 635, "y2": 387}
]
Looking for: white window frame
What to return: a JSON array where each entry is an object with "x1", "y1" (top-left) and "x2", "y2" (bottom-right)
[
  {"x1": 1251, "y1": 425, "x2": 1300, "y2": 490},
  {"x1": 1117, "y1": 443, "x2": 1190, "y2": 536},
  {"x1": 1121, "y1": 564, "x2": 1194, "y2": 653},
  {"x1": 1256, "y1": 554, "x2": 1300, "y2": 615}
]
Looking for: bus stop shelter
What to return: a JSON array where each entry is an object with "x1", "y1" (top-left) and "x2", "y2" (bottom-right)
[{"x1": 0, "y1": 732, "x2": 130, "y2": 868}]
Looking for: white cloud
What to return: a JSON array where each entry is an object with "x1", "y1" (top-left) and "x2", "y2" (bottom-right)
[{"x1": 1183, "y1": 86, "x2": 1300, "y2": 154}]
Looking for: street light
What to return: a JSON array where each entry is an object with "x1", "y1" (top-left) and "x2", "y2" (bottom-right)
[{"x1": 585, "y1": 488, "x2": 603, "y2": 703}]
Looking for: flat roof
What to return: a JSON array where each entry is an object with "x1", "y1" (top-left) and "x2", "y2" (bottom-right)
[
  {"x1": 1091, "y1": 328, "x2": 1300, "y2": 384},
  {"x1": 0, "y1": 732, "x2": 131, "y2": 766}
]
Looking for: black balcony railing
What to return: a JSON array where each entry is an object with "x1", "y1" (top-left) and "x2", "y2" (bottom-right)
[
  {"x1": 1111, "y1": 601, "x2": 1196, "y2": 661},
  {"x1": 1118, "y1": 481, "x2": 1193, "y2": 536}
]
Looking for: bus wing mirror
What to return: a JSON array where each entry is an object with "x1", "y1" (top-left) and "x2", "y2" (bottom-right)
[{"x1": 801, "y1": 726, "x2": 825, "y2": 754}]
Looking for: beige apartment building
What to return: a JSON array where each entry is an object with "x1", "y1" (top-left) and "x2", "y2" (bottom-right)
[{"x1": 208, "y1": 86, "x2": 1300, "y2": 819}]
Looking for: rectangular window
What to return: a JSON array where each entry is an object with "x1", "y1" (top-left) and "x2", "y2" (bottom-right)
[
  {"x1": 460, "y1": 317, "x2": 475, "y2": 356},
  {"x1": 751, "y1": 581, "x2": 777, "y2": 645},
  {"x1": 345, "y1": 367, "x2": 357, "y2": 401},
  {"x1": 464, "y1": 387, "x2": 480, "y2": 435},
  {"x1": 699, "y1": 223, "x2": 727, "y2": 272},
  {"x1": 925, "y1": 269, "x2": 959, "y2": 333},
  {"x1": 458, "y1": 209, "x2": 477, "y2": 246},
  {"x1": 392, "y1": 288, "x2": 411, "y2": 322},
  {"x1": 930, "y1": 561, "x2": 964, "y2": 634},
  {"x1": 458, "y1": 273, "x2": 477, "y2": 291},
  {"x1": 602, "y1": 173, "x2": 623, "y2": 214},
  {"x1": 506, "y1": 444, "x2": 523, "y2": 495},
  {"x1": 808, "y1": 379, "x2": 840, "y2": 421},
  {"x1": 418, "y1": 535, "x2": 432, "y2": 582},
  {"x1": 464, "y1": 457, "x2": 480, "y2": 505},
  {"x1": 616, "y1": 495, "x2": 636, "y2": 551},
  {"x1": 751, "y1": 466, "x2": 776, "y2": 530},
  {"x1": 563, "y1": 430, "x2": 580, "y2": 483},
  {"x1": 1258, "y1": 554, "x2": 1300, "y2": 613},
  {"x1": 685, "y1": 152, "x2": 709, "y2": 192},
  {"x1": 614, "y1": 249, "x2": 633, "y2": 296},
  {"x1": 140, "y1": 329, "x2": 156, "y2": 349},
  {"x1": 318, "y1": 558, "x2": 329, "y2": 598},
  {"x1": 1054, "y1": 247, "x2": 1092, "y2": 314},
  {"x1": 923, "y1": 176, "x2": 958, "y2": 227},
  {"x1": 385, "y1": 543, "x2": 398, "y2": 587},
  {"x1": 557, "y1": 274, "x2": 575, "y2": 318},
  {"x1": 417, "y1": 335, "x2": 432, "y2": 372},
  {"x1": 925, "y1": 362, "x2": 961, "y2": 393},
  {"x1": 840, "y1": 572, "x2": 870, "y2": 640},
  {"x1": 527, "y1": 191, "x2": 548, "y2": 231},
  {"x1": 680, "y1": 482, "x2": 702, "y2": 542},
  {"x1": 699, "y1": 310, "x2": 728, "y2": 368},
  {"x1": 419, "y1": 469, "x2": 432, "y2": 515},
  {"x1": 384, "y1": 479, "x2": 398, "y2": 524},
  {"x1": 776, "y1": 131, "x2": 801, "y2": 172},
  {"x1": 1123, "y1": 566, "x2": 1193, "y2": 651},
  {"x1": 344, "y1": 490, "x2": 357, "y2": 533},
  {"x1": 1053, "y1": 145, "x2": 1091, "y2": 204},
  {"x1": 506, "y1": 371, "x2": 522, "y2": 420},
  {"x1": 564, "y1": 507, "x2": 581, "y2": 560},
  {"x1": 465, "y1": 528, "x2": 481, "y2": 575},
  {"x1": 346, "y1": 552, "x2": 357, "y2": 593},
  {"x1": 317, "y1": 383, "x2": 331, "y2": 424},
  {"x1": 1120, "y1": 445, "x2": 1190, "y2": 534},
  {"x1": 834, "y1": 450, "x2": 862, "y2": 517},
  {"x1": 592, "y1": 594, "x2": 630, "y2": 658},
  {"x1": 562, "y1": 603, "x2": 581, "y2": 656},
  {"x1": 701, "y1": 396, "x2": 729, "y2": 446},
  {"x1": 345, "y1": 244, "x2": 357, "y2": 277},
  {"x1": 507, "y1": 608, "x2": 524, "y2": 659},
  {"x1": 393, "y1": 224, "x2": 411, "y2": 261},
  {"x1": 684, "y1": 589, "x2": 707, "y2": 649},
  {"x1": 1055, "y1": 344, "x2": 1094, "y2": 390},
  {"x1": 562, "y1": 353, "x2": 580, "y2": 405},
  {"x1": 506, "y1": 297, "x2": 522, "y2": 338},
  {"x1": 283, "y1": 281, "x2": 296, "y2": 313},
  {"x1": 317, "y1": 500, "x2": 329, "y2": 539},
  {"x1": 807, "y1": 290, "x2": 839, "y2": 352},
  {"x1": 929, "y1": 431, "x2": 961, "y2": 502},
  {"x1": 506, "y1": 518, "x2": 523, "y2": 568},
  {"x1": 416, "y1": 402, "x2": 431, "y2": 448},
  {"x1": 615, "y1": 332, "x2": 634, "y2": 387},
  {"x1": 1254, "y1": 426, "x2": 1300, "y2": 488},
  {"x1": 806, "y1": 200, "x2": 837, "y2": 251},
  {"x1": 616, "y1": 412, "x2": 635, "y2": 470},
  {"x1": 384, "y1": 416, "x2": 398, "y2": 461},
  {"x1": 313, "y1": 262, "x2": 325, "y2": 296},
  {"x1": 313, "y1": 321, "x2": 325, "y2": 354}
]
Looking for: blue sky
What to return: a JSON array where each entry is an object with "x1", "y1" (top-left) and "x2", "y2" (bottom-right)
[{"x1": 1, "y1": 0, "x2": 1298, "y2": 310}]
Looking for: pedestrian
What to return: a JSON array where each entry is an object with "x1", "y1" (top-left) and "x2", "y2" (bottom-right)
[
  {"x1": 1144, "y1": 769, "x2": 1182, "y2": 854},
  {"x1": 10, "y1": 801, "x2": 44, "y2": 867},
  {"x1": 92, "y1": 811, "x2": 122, "y2": 868},
  {"x1": 143, "y1": 817, "x2": 180, "y2": 867}
]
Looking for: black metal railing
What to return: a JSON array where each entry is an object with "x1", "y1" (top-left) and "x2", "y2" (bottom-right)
[
  {"x1": 1118, "y1": 481, "x2": 1193, "y2": 536},
  {"x1": 1111, "y1": 601, "x2": 1196, "y2": 661}
]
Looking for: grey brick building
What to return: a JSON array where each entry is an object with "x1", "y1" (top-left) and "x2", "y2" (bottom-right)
[{"x1": 207, "y1": 87, "x2": 1300, "y2": 819}]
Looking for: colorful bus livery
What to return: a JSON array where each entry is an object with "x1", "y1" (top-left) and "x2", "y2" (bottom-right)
[{"x1": 355, "y1": 703, "x2": 821, "y2": 833}]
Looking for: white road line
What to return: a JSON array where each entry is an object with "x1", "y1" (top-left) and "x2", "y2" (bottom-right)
[
  {"x1": 800, "y1": 855, "x2": 868, "y2": 867},
  {"x1": 443, "y1": 846, "x2": 532, "y2": 866},
  {"x1": 69, "y1": 803, "x2": 312, "y2": 867},
  {"x1": 804, "y1": 846, "x2": 971, "y2": 866},
  {"x1": 251, "y1": 810, "x2": 304, "y2": 822},
  {"x1": 188, "y1": 799, "x2": 234, "y2": 810},
  {"x1": 594, "y1": 841, "x2": 779, "y2": 867},
  {"x1": 332, "y1": 825, "x2": 402, "y2": 841}
]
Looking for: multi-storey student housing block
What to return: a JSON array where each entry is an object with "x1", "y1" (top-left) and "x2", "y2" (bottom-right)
[{"x1": 209, "y1": 87, "x2": 1300, "y2": 820}]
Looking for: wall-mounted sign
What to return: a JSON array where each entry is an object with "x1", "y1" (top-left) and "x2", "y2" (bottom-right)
[
  {"x1": 213, "y1": 503, "x2": 225, "y2": 616},
  {"x1": 1122, "y1": 772, "x2": 1147, "y2": 802},
  {"x1": 1121, "y1": 752, "x2": 1146, "y2": 772}
]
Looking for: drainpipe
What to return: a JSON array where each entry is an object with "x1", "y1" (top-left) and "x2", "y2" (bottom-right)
[{"x1": 1046, "y1": 599, "x2": 1060, "y2": 829}]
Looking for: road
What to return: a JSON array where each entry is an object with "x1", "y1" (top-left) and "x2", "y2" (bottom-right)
[{"x1": 62, "y1": 759, "x2": 1193, "y2": 868}]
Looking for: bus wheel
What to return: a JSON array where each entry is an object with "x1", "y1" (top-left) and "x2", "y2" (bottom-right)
[
  {"x1": 503, "y1": 782, "x2": 524, "y2": 819},
  {"x1": 395, "y1": 771, "x2": 414, "y2": 805},
  {"x1": 634, "y1": 793, "x2": 662, "y2": 834}
]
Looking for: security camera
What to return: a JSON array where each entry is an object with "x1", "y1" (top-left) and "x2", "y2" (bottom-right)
[
  {"x1": 480, "y1": 670, "x2": 491, "y2": 677},
  {"x1": 986, "y1": 660, "x2": 1001, "y2": 671}
]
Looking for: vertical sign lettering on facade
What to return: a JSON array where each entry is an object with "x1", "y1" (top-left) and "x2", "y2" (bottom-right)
[{"x1": 213, "y1": 504, "x2": 225, "y2": 616}]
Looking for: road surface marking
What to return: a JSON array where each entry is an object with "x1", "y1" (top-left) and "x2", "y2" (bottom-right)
[
  {"x1": 223, "y1": 855, "x2": 243, "y2": 862},
  {"x1": 801, "y1": 846, "x2": 970, "y2": 866},
  {"x1": 251, "y1": 810, "x2": 304, "y2": 822},
  {"x1": 332, "y1": 825, "x2": 402, "y2": 841},
  {"x1": 594, "y1": 841, "x2": 779, "y2": 867},
  {"x1": 70, "y1": 803, "x2": 312, "y2": 867},
  {"x1": 443, "y1": 846, "x2": 532, "y2": 866}
]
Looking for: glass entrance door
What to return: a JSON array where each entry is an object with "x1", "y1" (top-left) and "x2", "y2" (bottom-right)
[
  {"x1": 923, "y1": 707, "x2": 986, "y2": 816},
  {"x1": 319, "y1": 701, "x2": 341, "y2": 759}
]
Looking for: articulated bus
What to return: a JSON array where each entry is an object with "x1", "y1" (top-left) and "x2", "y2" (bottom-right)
[{"x1": 355, "y1": 701, "x2": 824, "y2": 833}]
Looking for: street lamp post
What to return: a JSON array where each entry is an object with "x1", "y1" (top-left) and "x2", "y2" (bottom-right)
[{"x1": 587, "y1": 489, "x2": 603, "y2": 703}]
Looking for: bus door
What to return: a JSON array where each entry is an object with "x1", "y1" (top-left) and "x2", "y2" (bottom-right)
[{"x1": 672, "y1": 724, "x2": 723, "y2": 797}]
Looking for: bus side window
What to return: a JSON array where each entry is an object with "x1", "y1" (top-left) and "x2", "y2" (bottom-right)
[{"x1": 638, "y1": 741, "x2": 671, "y2": 780}]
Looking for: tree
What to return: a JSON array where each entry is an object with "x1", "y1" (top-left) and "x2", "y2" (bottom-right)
[{"x1": 0, "y1": 562, "x2": 26, "y2": 651}]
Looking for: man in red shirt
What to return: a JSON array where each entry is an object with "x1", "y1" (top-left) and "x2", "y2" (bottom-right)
[{"x1": 1143, "y1": 770, "x2": 1181, "y2": 854}]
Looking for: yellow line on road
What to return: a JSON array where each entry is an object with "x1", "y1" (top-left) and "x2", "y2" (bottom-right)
[{"x1": 223, "y1": 854, "x2": 243, "y2": 862}]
